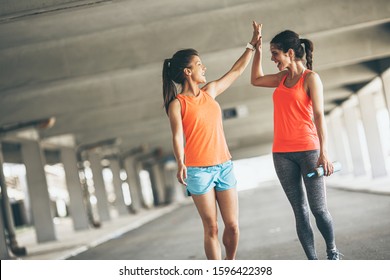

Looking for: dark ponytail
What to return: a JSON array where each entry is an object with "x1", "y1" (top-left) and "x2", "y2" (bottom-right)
[
  {"x1": 270, "y1": 30, "x2": 315, "y2": 70},
  {"x1": 162, "y1": 49, "x2": 199, "y2": 114},
  {"x1": 162, "y1": 58, "x2": 177, "y2": 115},
  {"x1": 300, "y1": 38, "x2": 314, "y2": 70}
]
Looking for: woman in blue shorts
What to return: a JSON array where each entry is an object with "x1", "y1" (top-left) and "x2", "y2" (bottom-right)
[{"x1": 162, "y1": 22, "x2": 260, "y2": 259}]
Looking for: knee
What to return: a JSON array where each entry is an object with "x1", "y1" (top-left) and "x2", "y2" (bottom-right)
[
  {"x1": 294, "y1": 205, "x2": 310, "y2": 220},
  {"x1": 225, "y1": 221, "x2": 239, "y2": 236},
  {"x1": 204, "y1": 222, "x2": 219, "y2": 238},
  {"x1": 312, "y1": 208, "x2": 330, "y2": 220}
]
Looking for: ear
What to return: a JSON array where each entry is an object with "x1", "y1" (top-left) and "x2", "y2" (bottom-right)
[
  {"x1": 184, "y1": 68, "x2": 192, "y2": 76},
  {"x1": 287, "y1": 49, "x2": 295, "y2": 58}
]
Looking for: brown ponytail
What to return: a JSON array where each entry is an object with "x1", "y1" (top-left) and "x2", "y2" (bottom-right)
[
  {"x1": 162, "y1": 58, "x2": 177, "y2": 114},
  {"x1": 300, "y1": 38, "x2": 314, "y2": 70},
  {"x1": 162, "y1": 49, "x2": 199, "y2": 115}
]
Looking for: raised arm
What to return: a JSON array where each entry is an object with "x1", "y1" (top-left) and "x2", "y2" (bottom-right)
[
  {"x1": 308, "y1": 72, "x2": 334, "y2": 176},
  {"x1": 168, "y1": 99, "x2": 187, "y2": 185},
  {"x1": 203, "y1": 21, "x2": 260, "y2": 98},
  {"x1": 251, "y1": 24, "x2": 283, "y2": 88}
]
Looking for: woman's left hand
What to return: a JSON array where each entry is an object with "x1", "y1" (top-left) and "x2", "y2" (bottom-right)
[
  {"x1": 250, "y1": 21, "x2": 262, "y2": 47},
  {"x1": 317, "y1": 154, "x2": 334, "y2": 176}
]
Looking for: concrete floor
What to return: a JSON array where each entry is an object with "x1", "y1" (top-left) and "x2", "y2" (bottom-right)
[{"x1": 67, "y1": 181, "x2": 390, "y2": 260}]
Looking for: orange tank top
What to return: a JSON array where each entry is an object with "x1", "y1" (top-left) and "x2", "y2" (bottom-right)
[
  {"x1": 176, "y1": 90, "x2": 231, "y2": 166},
  {"x1": 272, "y1": 70, "x2": 320, "y2": 152}
]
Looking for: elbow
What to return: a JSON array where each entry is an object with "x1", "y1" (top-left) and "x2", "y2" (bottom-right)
[
  {"x1": 313, "y1": 111, "x2": 324, "y2": 121},
  {"x1": 250, "y1": 78, "x2": 259, "y2": 86}
]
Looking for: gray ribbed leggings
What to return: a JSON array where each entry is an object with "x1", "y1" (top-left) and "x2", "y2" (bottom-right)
[{"x1": 273, "y1": 150, "x2": 336, "y2": 260}]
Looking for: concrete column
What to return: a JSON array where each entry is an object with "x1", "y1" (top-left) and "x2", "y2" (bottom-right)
[
  {"x1": 381, "y1": 68, "x2": 390, "y2": 114},
  {"x1": 88, "y1": 153, "x2": 110, "y2": 221},
  {"x1": 342, "y1": 98, "x2": 366, "y2": 176},
  {"x1": 135, "y1": 162, "x2": 154, "y2": 209},
  {"x1": 358, "y1": 82, "x2": 388, "y2": 178},
  {"x1": 0, "y1": 201, "x2": 10, "y2": 259},
  {"x1": 60, "y1": 147, "x2": 89, "y2": 230},
  {"x1": 0, "y1": 144, "x2": 11, "y2": 259},
  {"x1": 325, "y1": 117, "x2": 337, "y2": 162},
  {"x1": 150, "y1": 163, "x2": 166, "y2": 205},
  {"x1": 328, "y1": 108, "x2": 351, "y2": 174},
  {"x1": 109, "y1": 159, "x2": 128, "y2": 216},
  {"x1": 21, "y1": 140, "x2": 56, "y2": 243},
  {"x1": 123, "y1": 156, "x2": 142, "y2": 213},
  {"x1": 163, "y1": 160, "x2": 186, "y2": 203},
  {"x1": 142, "y1": 165, "x2": 156, "y2": 206}
]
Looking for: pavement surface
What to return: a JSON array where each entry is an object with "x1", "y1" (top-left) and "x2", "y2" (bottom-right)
[{"x1": 7, "y1": 174, "x2": 390, "y2": 260}]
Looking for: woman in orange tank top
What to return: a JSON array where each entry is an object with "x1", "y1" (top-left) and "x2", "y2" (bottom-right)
[
  {"x1": 251, "y1": 25, "x2": 342, "y2": 260},
  {"x1": 162, "y1": 21, "x2": 260, "y2": 260}
]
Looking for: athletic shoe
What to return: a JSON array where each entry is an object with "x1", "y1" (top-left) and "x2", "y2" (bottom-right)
[{"x1": 327, "y1": 248, "x2": 343, "y2": 260}]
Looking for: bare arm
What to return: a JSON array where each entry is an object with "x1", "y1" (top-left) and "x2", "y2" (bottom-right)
[
  {"x1": 203, "y1": 21, "x2": 260, "y2": 98},
  {"x1": 250, "y1": 24, "x2": 284, "y2": 88},
  {"x1": 168, "y1": 99, "x2": 187, "y2": 185},
  {"x1": 308, "y1": 72, "x2": 334, "y2": 176}
]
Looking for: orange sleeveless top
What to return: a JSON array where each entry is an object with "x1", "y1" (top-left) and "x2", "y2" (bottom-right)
[
  {"x1": 272, "y1": 70, "x2": 320, "y2": 152},
  {"x1": 176, "y1": 90, "x2": 231, "y2": 166}
]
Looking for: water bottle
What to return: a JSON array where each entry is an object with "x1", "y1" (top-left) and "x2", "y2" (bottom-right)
[{"x1": 307, "y1": 161, "x2": 342, "y2": 178}]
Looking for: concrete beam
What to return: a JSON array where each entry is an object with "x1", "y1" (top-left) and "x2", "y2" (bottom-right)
[{"x1": 0, "y1": 0, "x2": 389, "y2": 90}]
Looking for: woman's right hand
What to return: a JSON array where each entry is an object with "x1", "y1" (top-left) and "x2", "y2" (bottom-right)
[
  {"x1": 177, "y1": 163, "x2": 187, "y2": 186},
  {"x1": 317, "y1": 153, "x2": 334, "y2": 177},
  {"x1": 254, "y1": 22, "x2": 263, "y2": 51},
  {"x1": 250, "y1": 21, "x2": 262, "y2": 47}
]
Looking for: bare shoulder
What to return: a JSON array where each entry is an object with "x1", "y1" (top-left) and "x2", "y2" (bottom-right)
[
  {"x1": 168, "y1": 98, "x2": 181, "y2": 117},
  {"x1": 305, "y1": 70, "x2": 322, "y2": 87},
  {"x1": 304, "y1": 70, "x2": 323, "y2": 98},
  {"x1": 306, "y1": 70, "x2": 321, "y2": 81}
]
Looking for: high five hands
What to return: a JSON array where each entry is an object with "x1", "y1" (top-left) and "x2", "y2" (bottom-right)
[{"x1": 251, "y1": 21, "x2": 263, "y2": 50}]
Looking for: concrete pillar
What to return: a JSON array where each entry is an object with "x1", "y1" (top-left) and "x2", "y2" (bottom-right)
[
  {"x1": 21, "y1": 140, "x2": 56, "y2": 243},
  {"x1": 0, "y1": 201, "x2": 10, "y2": 259},
  {"x1": 342, "y1": 98, "x2": 366, "y2": 176},
  {"x1": 109, "y1": 159, "x2": 128, "y2": 216},
  {"x1": 135, "y1": 162, "x2": 154, "y2": 209},
  {"x1": 60, "y1": 147, "x2": 89, "y2": 230},
  {"x1": 88, "y1": 153, "x2": 110, "y2": 221},
  {"x1": 328, "y1": 108, "x2": 351, "y2": 174},
  {"x1": 123, "y1": 156, "x2": 142, "y2": 213},
  {"x1": 150, "y1": 163, "x2": 166, "y2": 205},
  {"x1": 381, "y1": 68, "x2": 390, "y2": 114},
  {"x1": 325, "y1": 118, "x2": 337, "y2": 162},
  {"x1": 0, "y1": 144, "x2": 11, "y2": 259},
  {"x1": 163, "y1": 160, "x2": 186, "y2": 203},
  {"x1": 142, "y1": 165, "x2": 157, "y2": 206},
  {"x1": 358, "y1": 80, "x2": 388, "y2": 178}
]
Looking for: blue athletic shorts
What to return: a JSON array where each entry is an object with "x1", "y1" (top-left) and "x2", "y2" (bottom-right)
[{"x1": 185, "y1": 160, "x2": 237, "y2": 196}]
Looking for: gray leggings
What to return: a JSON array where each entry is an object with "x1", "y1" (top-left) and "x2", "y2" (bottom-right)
[{"x1": 273, "y1": 150, "x2": 336, "y2": 260}]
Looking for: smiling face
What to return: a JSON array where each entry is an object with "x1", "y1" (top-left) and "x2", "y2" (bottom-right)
[
  {"x1": 270, "y1": 44, "x2": 291, "y2": 71},
  {"x1": 186, "y1": 55, "x2": 207, "y2": 84}
]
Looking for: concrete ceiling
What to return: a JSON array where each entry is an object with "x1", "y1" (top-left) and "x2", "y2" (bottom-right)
[{"x1": 1, "y1": 0, "x2": 390, "y2": 161}]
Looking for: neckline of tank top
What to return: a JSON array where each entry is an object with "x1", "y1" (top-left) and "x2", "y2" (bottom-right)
[
  {"x1": 282, "y1": 68, "x2": 306, "y2": 89},
  {"x1": 179, "y1": 89, "x2": 202, "y2": 98}
]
